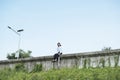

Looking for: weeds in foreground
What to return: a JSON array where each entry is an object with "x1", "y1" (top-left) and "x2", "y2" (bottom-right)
[{"x1": 0, "y1": 67, "x2": 120, "y2": 80}]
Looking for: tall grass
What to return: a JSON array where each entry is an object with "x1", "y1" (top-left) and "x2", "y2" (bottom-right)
[{"x1": 0, "y1": 67, "x2": 120, "y2": 80}]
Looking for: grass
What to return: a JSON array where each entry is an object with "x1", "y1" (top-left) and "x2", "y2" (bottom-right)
[{"x1": 0, "y1": 67, "x2": 120, "y2": 80}]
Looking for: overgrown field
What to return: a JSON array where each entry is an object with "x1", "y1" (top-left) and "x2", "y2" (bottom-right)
[{"x1": 0, "y1": 67, "x2": 120, "y2": 80}]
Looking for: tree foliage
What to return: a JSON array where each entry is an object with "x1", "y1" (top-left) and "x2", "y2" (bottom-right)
[
  {"x1": 102, "y1": 47, "x2": 112, "y2": 51},
  {"x1": 7, "y1": 49, "x2": 32, "y2": 59}
]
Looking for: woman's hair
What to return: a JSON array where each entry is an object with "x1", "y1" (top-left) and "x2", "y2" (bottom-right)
[{"x1": 57, "y1": 42, "x2": 61, "y2": 46}]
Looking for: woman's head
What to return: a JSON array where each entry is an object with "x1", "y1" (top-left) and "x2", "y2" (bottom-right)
[{"x1": 57, "y1": 42, "x2": 61, "y2": 47}]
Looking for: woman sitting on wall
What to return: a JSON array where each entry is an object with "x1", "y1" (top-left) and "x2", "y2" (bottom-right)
[{"x1": 53, "y1": 42, "x2": 62, "y2": 62}]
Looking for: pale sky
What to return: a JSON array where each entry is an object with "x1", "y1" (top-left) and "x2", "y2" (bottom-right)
[{"x1": 0, "y1": 0, "x2": 120, "y2": 60}]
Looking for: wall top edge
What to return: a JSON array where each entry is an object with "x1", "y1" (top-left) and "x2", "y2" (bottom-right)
[{"x1": 0, "y1": 49, "x2": 120, "y2": 63}]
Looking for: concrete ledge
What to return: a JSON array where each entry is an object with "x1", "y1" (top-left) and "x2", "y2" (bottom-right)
[
  {"x1": 0, "y1": 49, "x2": 120, "y2": 64},
  {"x1": 61, "y1": 49, "x2": 120, "y2": 58}
]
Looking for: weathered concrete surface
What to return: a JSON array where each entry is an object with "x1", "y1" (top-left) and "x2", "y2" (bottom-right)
[{"x1": 0, "y1": 49, "x2": 120, "y2": 71}]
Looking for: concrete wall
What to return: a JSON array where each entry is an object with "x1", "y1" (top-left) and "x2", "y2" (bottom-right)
[{"x1": 0, "y1": 49, "x2": 120, "y2": 71}]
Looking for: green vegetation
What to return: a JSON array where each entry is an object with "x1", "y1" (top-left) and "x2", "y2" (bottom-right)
[
  {"x1": 7, "y1": 49, "x2": 32, "y2": 59},
  {"x1": 0, "y1": 67, "x2": 120, "y2": 80},
  {"x1": 14, "y1": 63, "x2": 26, "y2": 72},
  {"x1": 32, "y1": 64, "x2": 43, "y2": 72},
  {"x1": 102, "y1": 47, "x2": 112, "y2": 51}
]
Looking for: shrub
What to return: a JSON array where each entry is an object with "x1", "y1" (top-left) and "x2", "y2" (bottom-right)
[
  {"x1": 32, "y1": 64, "x2": 42, "y2": 72},
  {"x1": 14, "y1": 63, "x2": 26, "y2": 72}
]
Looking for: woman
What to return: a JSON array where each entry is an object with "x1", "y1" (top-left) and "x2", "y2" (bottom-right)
[{"x1": 53, "y1": 42, "x2": 62, "y2": 62}]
